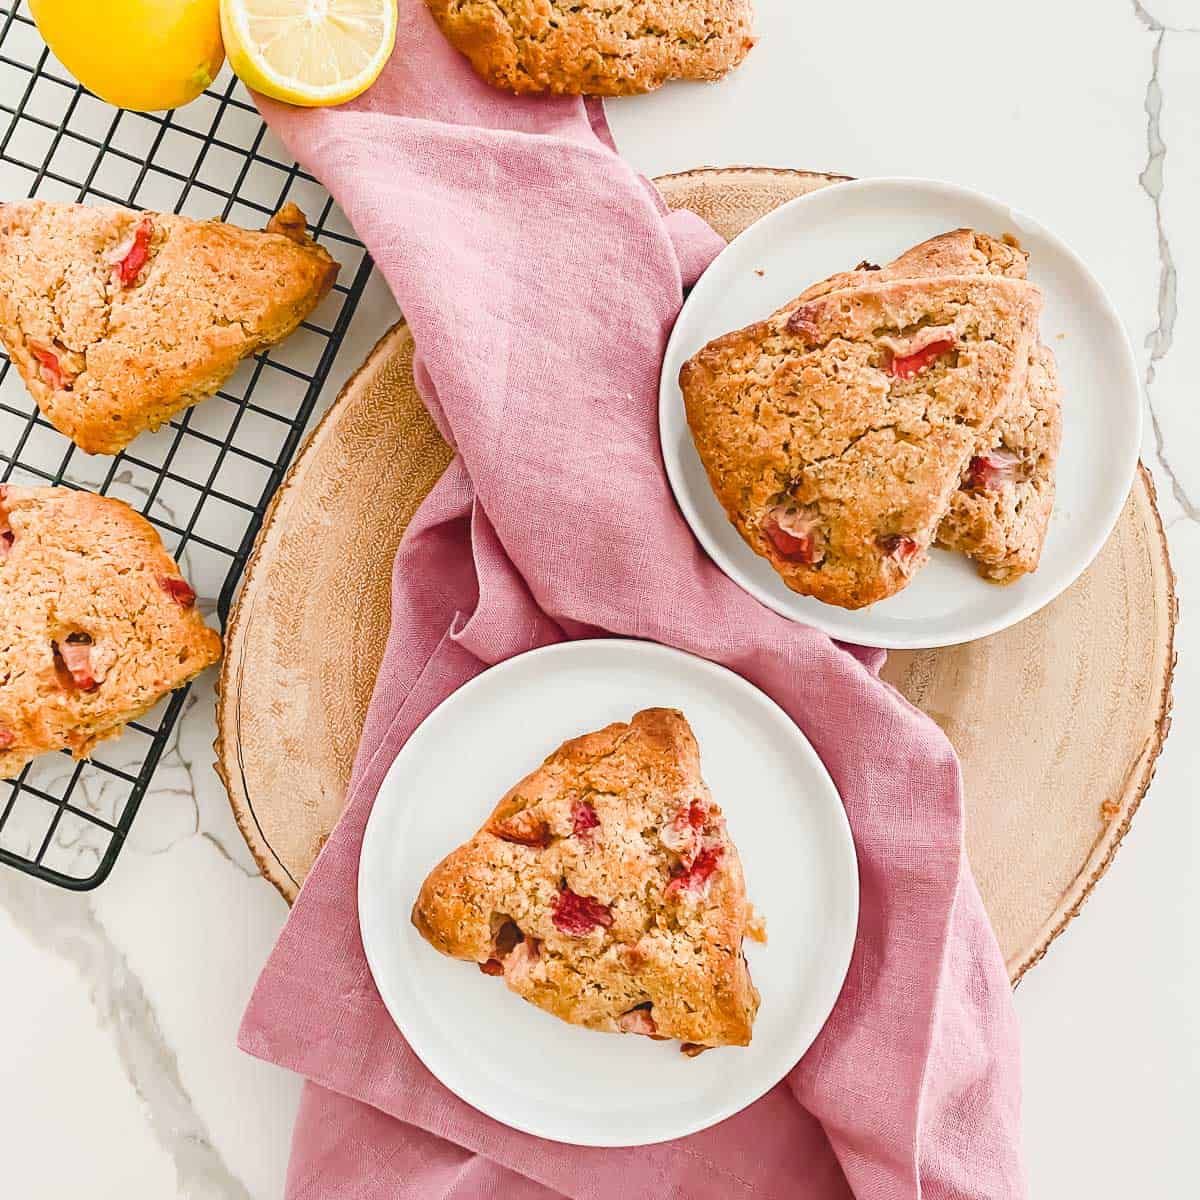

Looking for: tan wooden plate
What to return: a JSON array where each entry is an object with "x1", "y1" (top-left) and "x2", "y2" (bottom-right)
[{"x1": 215, "y1": 167, "x2": 1175, "y2": 984}]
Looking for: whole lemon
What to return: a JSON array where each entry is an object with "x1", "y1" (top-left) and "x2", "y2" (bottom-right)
[{"x1": 29, "y1": 0, "x2": 225, "y2": 113}]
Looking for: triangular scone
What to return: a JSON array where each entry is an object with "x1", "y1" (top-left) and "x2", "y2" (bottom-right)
[
  {"x1": 799, "y1": 230, "x2": 1062, "y2": 585},
  {"x1": 0, "y1": 201, "x2": 337, "y2": 454},
  {"x1": 0, "y1": 485, "x2": 222, "y2": 778},
  {"x1": 937, "y1": 344, "x2": 1062, "y2": 581},
  {"x1": 412, "y1": 708, "x2": 762, "y2": 1052},
  {"x1": 681, "y1": 272, "x2": 1042, "y2": 609},
  {"x1": 424, "y1": 0, "x2": 756, "y2": 96}
]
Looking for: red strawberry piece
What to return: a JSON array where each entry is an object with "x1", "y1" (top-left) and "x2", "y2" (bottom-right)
[
  {"x1": 29, "y1": 342, "x2": 71, "y2": 391},
  {"x1": 490, "y1": 810, "x2": 551, "y2": 848},
  {"x1": 0, "y1": 530, "x2": 12, "y2": 561},
  {"x1": 57, "y1": 635, "x2": 98, "y2": 691},
  {"x1": 965, "y1": 448, "x2": 1023, "y2": 492},
  {"x1": 110, "y1": 216, "x2": 154, "y2": 287},
  {"x1": 762, "y1": 504, "x2": 824, "y2": 565},
  {"x1": 666, "y1": 845, "x2": 724, "y2": 900},
  {"x1": 661, "y1": 798, "x2": 712, "y2": 867},
  {"x1": 680, "y1": 1042, "x2": 712, "y2": 1058},
  {"x1": 571, "y1": 800, "x2": 600, "y2": 837},
  {"x1": 0, "y1": 729, "x2": 14, "y2": 750},
  {"x1": 617, "y1": 1003, "x2": 658, "y2": 1037},
  {"x1": 158, "y1": 575, "x2": 197, "y2": 607},
  {"x1": 478, "y1": 959, "x2": 504, "y2": 976},
  {"x1": 888, "y1": 337, "x2": 955, "y2": 380},
  {"x1": 784, "y1": 302, "x2": 822, "y2": 342},
  {"x1": 881, "y1": 535, "x2": 920, "y2": 568},
  {"x1": 552, "y1": 886, "x2": 613, "y2": 936}
]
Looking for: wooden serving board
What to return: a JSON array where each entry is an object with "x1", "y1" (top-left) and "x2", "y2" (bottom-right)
[{"x1": 214, "y1": 168, "x2": 1176, "y2": 984}]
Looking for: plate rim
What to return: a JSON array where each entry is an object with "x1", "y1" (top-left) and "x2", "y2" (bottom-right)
[
  {"x1": 658, "y1": 173, "x2": 1144, "y2": 649},
  {"x1": 357, "y1": 637, "x2": 860, "y2": 1147}
]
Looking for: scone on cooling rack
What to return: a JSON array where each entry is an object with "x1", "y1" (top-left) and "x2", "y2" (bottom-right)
[
  {"x1": 412, "y1": 707, "x2": 763, "y2": 1055},
  {"x1": 0, "y1": 485, "x2": 222, "y2": 779},
  {"x1": 0, "y1": 201, "x2": 338, "y2": 455},
  {"x1": 680, "y1": 230, "x2": 1059, "y2": 609},
  {"x1": 424, "y1": 0, "x2": 756, "y2": 96}
]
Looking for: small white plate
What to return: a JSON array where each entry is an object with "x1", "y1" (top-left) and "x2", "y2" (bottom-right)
[
  {"x1": 659, "y1": 177, "x2": 1142, "y2": 648},
  {"x1": 359, "y1": 639, "x2": 858, "y2": 1147}
]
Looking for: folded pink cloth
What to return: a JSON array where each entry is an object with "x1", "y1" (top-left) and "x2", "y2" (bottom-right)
[{"x1": 240, "y1": 6, "x2": 1024, "y2": 1197}]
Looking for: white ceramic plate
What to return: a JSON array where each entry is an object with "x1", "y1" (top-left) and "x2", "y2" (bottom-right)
[
  {"x1": 358, "y1": 639, "x2": 858, "y2": 1147},
  {"x1": 660, "y1": 177, "x2": 1142, "y2": 648}
]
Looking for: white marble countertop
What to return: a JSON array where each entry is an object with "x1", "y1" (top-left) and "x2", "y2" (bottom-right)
[{"x1": 3, "y1": 2, "x2": 1198, "y2": 1196}]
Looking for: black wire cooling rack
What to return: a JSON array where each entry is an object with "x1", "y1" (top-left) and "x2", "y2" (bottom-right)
[{"x1": 0, "y1": 1, "x2": 373, "y2": 890}]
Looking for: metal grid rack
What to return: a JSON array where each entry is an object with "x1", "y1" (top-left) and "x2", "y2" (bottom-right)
[{"x1": 0, "y1": 1, "x2": 373, "y2": 890}]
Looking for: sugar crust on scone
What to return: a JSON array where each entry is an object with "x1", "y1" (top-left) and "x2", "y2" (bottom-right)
[
  {"x1": 680, "y1": 267, "x2": 1043, "y2": 609},
  {"x1": 412, "y1": 707, "x2": 762, "y2": 1051},
  {"x1": 424, "y1": 0, "x2": 756, "y2": 96},
  {"x1": 0, "y1": 485, "x2": 222, "y2": 778},
  {"x1": 0, "y1": 201, "x2": 337, "y2": 455}
]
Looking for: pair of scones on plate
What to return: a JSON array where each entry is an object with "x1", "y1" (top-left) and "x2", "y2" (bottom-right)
[
  {"x1": 680, "y1": 229, "x2": 1062, "y2": 609},
  {"x1": 413, "y1": 707, "x2": 763, "y2": 1053},
  {"x1": 425, "y1": 0, "x2": 756, "y2": 95}
]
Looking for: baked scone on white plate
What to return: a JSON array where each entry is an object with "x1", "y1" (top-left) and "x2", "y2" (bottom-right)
[
  {"x1": 660, "y1": 176, "x2": 1143, "y2": 650},
  {"x1": 412, "y1": 706, "x2": 764, "y2": 1054}
]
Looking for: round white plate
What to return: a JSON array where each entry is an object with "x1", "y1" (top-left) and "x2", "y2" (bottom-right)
[
  {"x1": 659, "y1": 177, "x2": 1142, "y2": 649},
  {"x1": 358, "y1": 639, "x2": 858, "y2": 1147}
]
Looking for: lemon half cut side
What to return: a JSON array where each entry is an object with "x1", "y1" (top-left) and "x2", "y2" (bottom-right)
[{"x1": 221, "y1": 0, "x2": 397, "y2": 108}]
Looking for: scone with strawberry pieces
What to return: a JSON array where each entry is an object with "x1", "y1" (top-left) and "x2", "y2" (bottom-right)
[
  {"x1": 681, "y1": 261, "x2": 1043, "y2": 609},
  {"x1": 681, "y1": 228, "x2": 1065, "y2": 609},
  {"x1": 412, "y1": 707, "x2": 763, "y2": 1054},
  {"x1": 0, "y1": 485, "x2": 222, "y2": 778},
  {"x1": 785, "y1": 228, "x2": 1063, "y2": 589},
  {"x1": 0, "y1": 201, "x2": 337, "y2": 454},
  {"x1": 937, "y1": 344, "x2": 1062, "y2": 581}
]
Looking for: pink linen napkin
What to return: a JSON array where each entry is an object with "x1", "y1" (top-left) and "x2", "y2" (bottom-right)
[{"x1": 239, "y1": 6, "x2": 1024, "y2": 1197}]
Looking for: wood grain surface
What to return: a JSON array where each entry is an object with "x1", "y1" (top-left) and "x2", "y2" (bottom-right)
[{"x1": 214, "y1": 167, "x2": 1176, "y2": 982}]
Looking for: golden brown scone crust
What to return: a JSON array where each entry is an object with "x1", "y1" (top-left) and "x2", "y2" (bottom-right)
[
  {"x1": 680, "y1": 268, "x2": 1042, "y2": 609},
  {"x1": 793, "y1": 229, "x2": 1030, "y2": 307},
  {"x1": 412, "y1": 708, "x2": 762, "y2": 1050},
  {"x1": 424, "y1": 0, "x2": 756, "y2": 95},
  {"x1": 0, "y1": 201, "x2": 338, "y2": 455},
  {"x1": 810, "y1": 229, "x2": 1063, "y2": 586},
  {"x1": 0, "y1": 485, "x2": 222, "y2": 778},
  {"x1": 937, "y1": 344, "x2": 1062, "y2": 581}
]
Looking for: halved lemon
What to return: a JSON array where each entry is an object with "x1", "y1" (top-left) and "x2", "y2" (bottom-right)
[{"x1": 220, "y1": 0, "x2": 397, "y2": 107}]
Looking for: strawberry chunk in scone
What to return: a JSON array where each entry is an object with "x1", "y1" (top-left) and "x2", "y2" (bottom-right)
[
  {"x1": 158, "y1": 575, "x2": 197, "y2": 607},
  {"x1": 552, "y1": 886, "x2": 613, "y2": 936},
  {"x1": 28, "y1": 341, "x2": 72, "y2": 392},
  {"x1": 965, "y1": 448, "x2": 1023, "y2": 492},
  {"x1": 57, "y1": 634, "x2": 98, "y2": 691},
  {"x1": 109, "y1": 217, "x2": 154, "y2": 288},
  {"x1": 762, "y1": 503, "x2": 824, "y2": 565}
]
